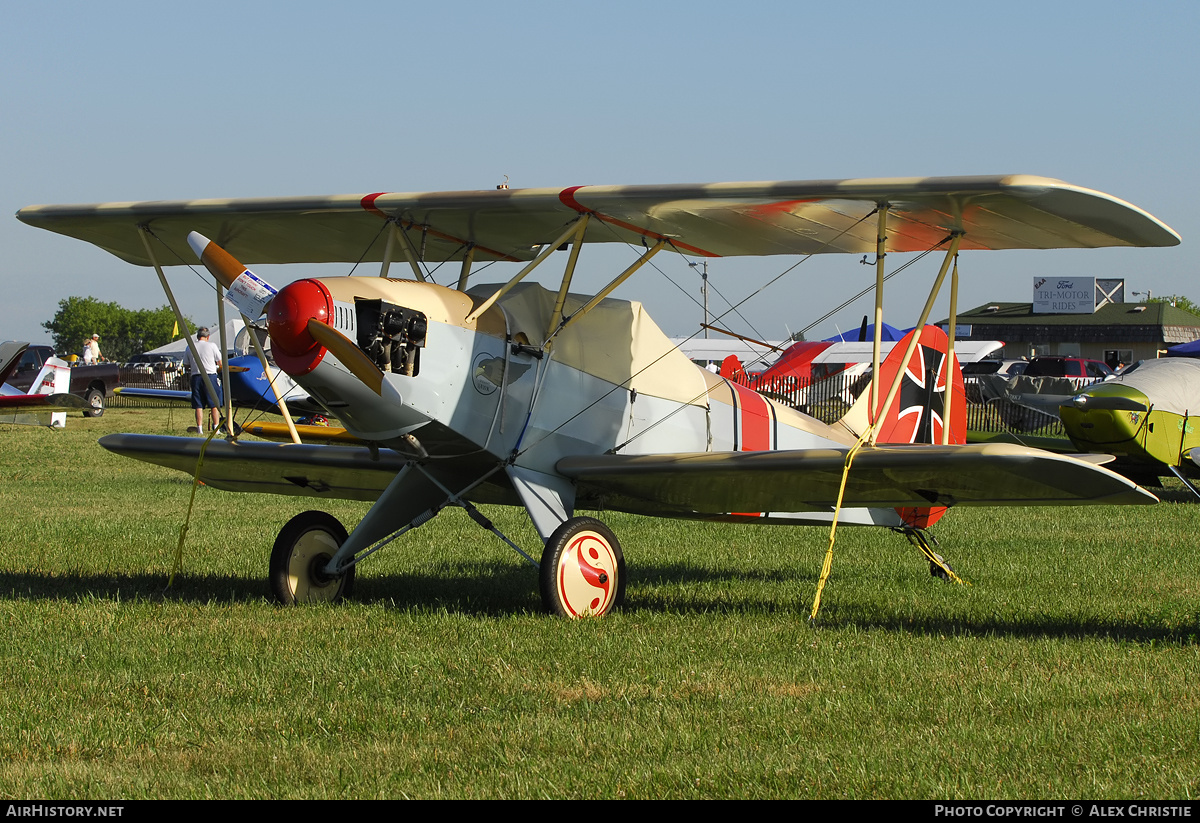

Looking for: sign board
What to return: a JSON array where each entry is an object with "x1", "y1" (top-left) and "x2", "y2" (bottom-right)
[
  {"x1": 1095, "y1": 278, "x2": 1125, "y2": 308},
  {"x1": 225, "y1": 268, "x2": 278, "y2": 318},
  {"x1": 1033, "y1": 276, "x2": 1095, "y2": 314}
]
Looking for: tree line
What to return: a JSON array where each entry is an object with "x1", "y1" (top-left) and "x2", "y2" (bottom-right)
[{"x1": 42, "y1": 297, "x2": 195, "y2": 363}]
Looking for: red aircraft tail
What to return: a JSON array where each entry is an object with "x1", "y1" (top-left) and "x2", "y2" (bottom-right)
[
  {"x1": 718, "y1": 354, "x2": 746, "y2": 383},
  {"x1": 869, "y1": 325, "x2": 967, "y2": 529}
]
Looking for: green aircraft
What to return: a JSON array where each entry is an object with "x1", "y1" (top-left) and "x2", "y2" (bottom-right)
[{"x1": 1059, "y1": 357, "x2": 1200, "y2": 494}]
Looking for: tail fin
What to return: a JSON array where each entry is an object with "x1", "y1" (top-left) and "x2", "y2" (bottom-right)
[
  {"x1": 0, "y1": 342, "x2": 29, "y2": 387},
  {"x1": 718, "y1": 354, "x2": 746, "y2": 383},
  {"x1": 0, "y1": 355, "x2": 71, "y2": 428},
  {"x1": 871, "y1": 325, "x2": 965, "y2": 447},
  {"x1": 29, "y1": 356, "x2": 71, "y2": 396},
  {"x1": 837, "y1": 325, "x2": 966, "y2": 528}
]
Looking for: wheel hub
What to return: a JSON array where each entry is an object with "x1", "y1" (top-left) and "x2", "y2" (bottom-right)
[{"x1": 307, "y1": 552, "x2": 336, "y2": 587}]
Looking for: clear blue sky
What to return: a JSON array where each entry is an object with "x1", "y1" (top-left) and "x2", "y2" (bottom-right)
[{"x1": 3, "y1": 0, "x2": 1195, "y2": 348}]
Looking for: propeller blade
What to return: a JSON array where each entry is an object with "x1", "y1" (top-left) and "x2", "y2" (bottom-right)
[
  {"x1": 305, "y1": 319, "x2": 384, "y2": 395},
  {"x1": 187, "y1": 232, "x2": 278, "y2": 317}
]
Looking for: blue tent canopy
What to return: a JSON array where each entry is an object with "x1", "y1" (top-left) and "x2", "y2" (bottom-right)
[{"x1": 1166, "y1": 339, "x2": 1200, "y2": 358}]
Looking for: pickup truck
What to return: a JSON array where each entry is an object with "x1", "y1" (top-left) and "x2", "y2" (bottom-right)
[{"x1": 7, "y1": 344, "x2": 120, "y2": 416}]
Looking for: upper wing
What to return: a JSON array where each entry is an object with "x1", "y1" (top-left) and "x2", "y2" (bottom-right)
[
  {"x1": 17, "y1": 175, "x2": 1179, "y2": 267},
  {"x1": 558, "y1": 442, "x2": 1157, "y2": 514}
]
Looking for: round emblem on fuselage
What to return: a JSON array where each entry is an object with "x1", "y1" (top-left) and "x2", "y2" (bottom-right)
[{"x1": 472, "y1": 351, "x2": 502, "y2": 395}]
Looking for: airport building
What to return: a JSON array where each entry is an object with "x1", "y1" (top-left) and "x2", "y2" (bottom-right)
[{"x1": 939, "y1": 277, "x2": 1200, "y2": 367}]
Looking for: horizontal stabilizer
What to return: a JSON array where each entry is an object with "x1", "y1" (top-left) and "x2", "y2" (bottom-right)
[
  {"x1": 559, "y1": 442, "x2": 1157, "y2": 513},
  {"x1": 0, "y1": 393, "x2": 85, "y2": 412}
]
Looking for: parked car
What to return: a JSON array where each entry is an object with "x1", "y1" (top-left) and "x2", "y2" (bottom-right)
[
  {"x1": 962, "y1": 359, "x2": 1028, "y2": 377},
  {"x1": 125, "y1": 352, "x2": 184, "y2": 382},
  {"x1": 7, "y1": 344, "x2": 120, "y2": 416},
  {"x1": 1024, "y1": 356, "x2": 1115, "y2": 382},
  {"x1": 126, "y1": 352, "x2": 182, "y2": 371}
]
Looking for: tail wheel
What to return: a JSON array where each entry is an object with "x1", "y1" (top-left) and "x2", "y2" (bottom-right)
[
  {"x1": 269, "y1": 511, "x2": 355, "y2": 605},
  {"x1": 539, "y1": 517, "x2": 625, "y2": 618}
]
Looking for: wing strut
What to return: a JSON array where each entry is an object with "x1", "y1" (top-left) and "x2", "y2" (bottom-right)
[
  {"x1": 456, "y1": 245, "x2": 476, "y2": 291},
  {"x1": 870, "y1": 205, "x2": 888, "y2": 414},
  {"x1": 550, "y1": 238, "x2": 668, "y2": 340},
  {"x1": 814, "y1": 230, "x2": 963, "y2": 620},
  {"x1": 942, "y1": 255, "x2": 960, "y2": 445},
  {"x1": 465, "y1": 218, "x2": 589, "y2": 324},
  {"x1": 868, "y1": 233, "x2": 963, "y2": 445},
  {"x1": 136, "y1": 226, "x2": 223, "y2": 428},
  {"x1": 140, "y1": 227, "x2": 304, "y2": 444},
  {"x1": 378, "y1": 219, "x2": 427, "y2": 282},
  {"x1": 244, "y1": 318, "x2": 302, "y2": 444},
  {"x1": 215, "y1": 282, "x2": 234, "y2": 433},
  {"x1": 546, "y1": 214, "x2": 591, "y2": 340}
]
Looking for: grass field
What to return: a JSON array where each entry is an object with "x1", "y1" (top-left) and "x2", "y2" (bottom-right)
[{"x1": 0, "y1": 408, "x2": 1197, "y2": 799}]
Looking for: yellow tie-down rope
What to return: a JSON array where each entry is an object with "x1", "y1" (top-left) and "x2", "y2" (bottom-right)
[
  {"x1": 168, "y1": 427, "x2": 220, "y2": 588},
  {"x1": 809, "y1": 426, "x2": 872, "y2": 621},
  {"x1": 901, "y1": 527, "x2": 968, "y2": 587},
  {"x1": 808, "y1": 422, "x2": 969, "y2": 622}
]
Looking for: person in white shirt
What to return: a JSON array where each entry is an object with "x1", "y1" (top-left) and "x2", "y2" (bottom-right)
[
  {"x1": 81, "y1": 334, "x2": 101, "y2": 365},
  {"x1": 181, "y1": 327, "x2": 223, "y2": 433}
]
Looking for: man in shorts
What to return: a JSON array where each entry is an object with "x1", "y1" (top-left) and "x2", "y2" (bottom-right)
[{"x1": 181, "y1": 327, "x2": 223, "y2": 433}]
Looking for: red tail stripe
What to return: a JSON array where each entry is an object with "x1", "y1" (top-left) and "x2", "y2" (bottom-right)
[{"x1": 730, "y1": 382, "x2": 773, "y2": 451}]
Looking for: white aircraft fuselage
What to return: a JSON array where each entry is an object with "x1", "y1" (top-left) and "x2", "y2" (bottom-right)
[{"x1": 270, "y1": 275, "x2": 897, "y2": 527}]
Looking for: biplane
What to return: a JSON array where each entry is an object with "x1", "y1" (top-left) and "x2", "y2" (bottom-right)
[
  {"x1": 16, "y1": 176, "x2": 1180, "y2": 616},
  {"x1": 117, "y1": 349, "x2": 319, "y2": 419}
]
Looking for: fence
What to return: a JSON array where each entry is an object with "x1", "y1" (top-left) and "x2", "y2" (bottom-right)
[
  {"x1": 730, "y1": 369, "x2": 1082, "y2": 439},
  {"x1": 107, "y1": 366, "x2": 188, "y2": 409}
]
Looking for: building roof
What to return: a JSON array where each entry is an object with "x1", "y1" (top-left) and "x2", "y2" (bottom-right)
[{"x1": 940, "y1": 302, "x2": 1200, "y2": 345}]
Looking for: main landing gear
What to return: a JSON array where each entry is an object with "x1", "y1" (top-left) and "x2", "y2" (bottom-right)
[
  {"x1": 539, "y1": 517, "x2": 626, "y2": 618},
  {"x1": 270, "y1": 511, "x2": 356, "y2": 605},
  {"x1": 266, "y1": 509, "x2": 625, "y2": 617}
]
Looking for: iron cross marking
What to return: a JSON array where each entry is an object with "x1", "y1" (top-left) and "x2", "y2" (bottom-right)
[{"x1": 894, "y1": 344, "x2": 947, "y2": 444}]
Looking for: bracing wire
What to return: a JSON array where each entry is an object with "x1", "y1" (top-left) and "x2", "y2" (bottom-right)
[{"x1": 516, "y1": 209, "x2": 886, "y2": 458}]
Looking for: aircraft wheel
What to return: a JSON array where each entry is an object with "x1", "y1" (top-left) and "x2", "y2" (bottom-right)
[
  {"x1": 83, "y1": 388, "x2": 104, "y2": 418},
  {"x1": 928, "y1": 551, "x2": 955, "y2": 582},
  {"x1": 269, "y1": 511, "x2": 355, "y2": 605},
  {"x1": 539, "y1": 517, "x2": 625, "y2": 618}
]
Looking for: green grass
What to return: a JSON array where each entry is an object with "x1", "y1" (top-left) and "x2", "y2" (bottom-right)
[{"x1": 0, "y1": 409, "x2": 1197, "y2": 798}]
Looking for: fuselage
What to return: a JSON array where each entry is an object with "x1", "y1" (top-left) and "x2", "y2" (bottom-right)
[
  {"x1": 1060, "y1": 358, "x2": 1200, "y2": 474},
  {"x1": 267, "y1": 276, "x2": 896, "y2": 525},
  {"x1": 225, "y1": 354, "x2": 310, "y2": 412}
]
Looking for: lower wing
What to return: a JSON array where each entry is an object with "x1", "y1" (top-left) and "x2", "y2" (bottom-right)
[{"x1": 99, "y1": 433, "x2": 406, "y2": 501}]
